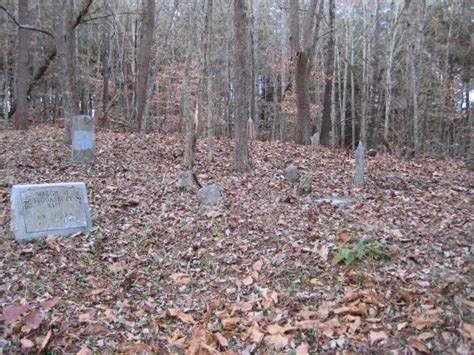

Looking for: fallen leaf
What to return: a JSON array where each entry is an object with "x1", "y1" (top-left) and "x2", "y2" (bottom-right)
[
  {"x1": 39, "y1": 330, "x2": 53, "y2": 351},
  {"x1": 417, "y1": 332, "x2": 434, "y2": 341},
  {"x1": 264, "y1": 334, "x2": 289, "y2": 350},
  {"x1": 221, "y1": 317, "x2": 239, "y2": 331},
  {"x1": 212, "y1": 332, "x2": 229, "y2": 347},
  {"x1": 42, "y1": 297, "x2": 59, "y2": 310},
  {"x1": 45, "y1": 235, "x2": 61, "y2": 252},
  {"x1": 242, "y1": 275, "x2": 253, "y2": 286},
  {"x1": 3, "y1": 304, "x2": 32, "y2": 324},
  {"x1": 266, "y1": 323, "x2": 295, "y2": 335},
  {"x1": 338, "y1": 229, "x2": 352, "y2": 244},
  {"x1": 369, "y1": 330, "x2": 388, "y2": 345},
  {"x1": 25, "y1": 310, "x2": 43, "y2": 329},
  {"x1": 253, "y1": 260, "x2": 263, "y2": 271},
  {"x1": 84, "y1": 324, "x2": 109, "y2": 336},
  {"x1": 407, "y1": 339, "x2": 430, "y2": 353},
  {"x1": 231, "y1": 300, "x2": 255, "y2": 313},
  {"x1": 168, "y1": 309, "x2": 196, "y2": 324},
  {"x1": 247, "y1": 323, "x2": 264, "y2": 343},
  {"x1": 77, "y1": 346, "x2": 93, "y2": 355},
  {"x1": 462, "y1": 322, "x2": 474, "y2": 339},
  {"x1": 295, "y1": 343, "x2": 309, "y2": 355},
  {"x1": 319, "y1": 245, "x2": 329, "y2": 262},
  {"x1": 20, "y1": 338, "x2": 35, "y2": 348},
  {"x1": 411, "y1": 316, "x2": 439, "y2": 330},
  {"x1": 169, "y1": 273, "x2": 191, "y2": 286},
  {"x1": 91, "y1": 288, "x2": 108, "y2": 296}
]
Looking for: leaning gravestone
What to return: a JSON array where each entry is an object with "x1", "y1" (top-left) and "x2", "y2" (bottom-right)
[
  {"x1": 72, "y1": 115, "x2": 95, "y2": 163},
  {"x1": 354, "y1": 142, "x2": 365, "y2": 187},
  {"x1": 10, "y1": 182, "x2": 92, "y2": 241}
]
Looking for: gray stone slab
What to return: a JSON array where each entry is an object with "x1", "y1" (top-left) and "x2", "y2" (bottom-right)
[
  {"x1": 10, "y1": 182, "x2": 92, "y2": 241},
  {"x1": 72, "y1": 115, "x2": 95, "y2": 163}
]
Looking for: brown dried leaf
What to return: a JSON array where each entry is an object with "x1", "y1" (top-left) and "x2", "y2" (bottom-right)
[
  {"x1": 242, "y1": 275, "x2": 254, "y2": 286},
  {"x1": 168, "y1": 309, "x2": 196, "y2": 324},
  {"x1": 169, "y1": 272, "x2": 191, "y2": 286},
  {"x1": 295, "y1": 343, "x2": 309, "y2": 355},
  {"x1": 212, "y1": 332, "x2": 229, "y2": 347},
  {"x1": 43, "y1": 297, "x2": 59, "y2": 310},
  {"x1": 266, "y1": 323, "x2": 295, "y2": 335},
  {"x1": 45, "y1": 235, "x2": 61, "y2": 252},
  {"x1": 253, "y1": 260, "x2": 263, "y2": 271},
  {"x1": 20, "y1": 338, "x2": 35, "y2": 349},
  {"x1": 76, "y1": 346, "x2": 94, "y2": 355},
  {"x1": 84, "y1": 324, "x2": 109, "y2": 336},
  {"x1": 319, "y1": 245, "x2": 329, "y2": 262},
  {"x1": 369, "y1": 330, "x2": 388, "y2": 345},
  {"x1": 407, "y1": 339, "x2": 430, "y2": 353},
  {"x1": 264, "y1": 334, "x2": 289, "y2": 350},
  {"x1": 25, "y1": 310, "x2": 43, "y2": 329},
  {"x1": 221, "y1": 317, "x2": 239, "y2": 331},
  {"x1": 3, "y1": 304, "x2": 32, "y2": 324}
]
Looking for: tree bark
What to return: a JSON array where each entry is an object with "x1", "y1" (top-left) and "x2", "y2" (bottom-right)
[
  {"x1": 366, "y1": 0, "x2": 381, "y2": 150},
  {"x1": 13, "y1": 0, "x2": 30, "y2": 130},
  {"x1": 293, "y1": 0, "x2": 320, "y2": 145},
  {"x1": 233, "y1": 0, "x2": 250, "y2": 172},
  {"x1": 206, "y1": 0, "x2": 214, "y2": 162},
  {"x1": 320, "y1": 0, "x2": 335, "y2": 147},
  {"x1": 136, "y1": 0, "x2": 156, "y2": 133}
]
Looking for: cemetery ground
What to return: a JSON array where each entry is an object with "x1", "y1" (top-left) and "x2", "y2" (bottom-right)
[{"x1": 0, "y1": 125, "x2": 473, "y2": 354}]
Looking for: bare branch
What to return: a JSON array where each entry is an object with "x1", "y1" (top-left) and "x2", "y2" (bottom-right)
[{"x1": 0, "y1": 5, "x2": 54, "y2": 37}]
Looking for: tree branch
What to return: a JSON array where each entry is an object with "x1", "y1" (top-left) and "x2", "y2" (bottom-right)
[{"x1": 0, "y1": 5, "x2": 54, "y2": 37}]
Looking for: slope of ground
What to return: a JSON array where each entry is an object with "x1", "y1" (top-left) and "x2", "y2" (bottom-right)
[{"x1": 0, "y1": 125, "x2": 473, "y2": 354}]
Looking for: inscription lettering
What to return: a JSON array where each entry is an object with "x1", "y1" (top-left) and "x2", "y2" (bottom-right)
[{"x1": 20, "y1": 187, "x2": 87, "y2": 233}]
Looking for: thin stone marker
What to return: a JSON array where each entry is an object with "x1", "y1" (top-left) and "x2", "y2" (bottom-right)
[
  {"x1": 354, "y1": 142, "x2": 365, "y2": 187},
  {"x1": 72, "y1": 115, "x2": 96, "y2": 163}
]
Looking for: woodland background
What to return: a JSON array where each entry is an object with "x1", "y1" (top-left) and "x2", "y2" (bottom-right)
[{"x1": 0, "y1": 0, "x2": 472, "y2": 162}]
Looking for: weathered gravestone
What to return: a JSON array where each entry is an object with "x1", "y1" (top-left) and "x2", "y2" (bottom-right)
[
  {"x1": 197, "y1": 184, "x2": 221, "y2": 205},
  {"x1": 354, "y1": 142, "x2": 365, "y2": 187},
  {"x1": 72, "y1": 115, "x2": 95, "y2": 163},
  {"x1": 296, "y1": 174, "x2": 313, "y2": 196},
  {"x1": 284, "y1": 164, "x2": 298, "y2": 183},
  {"x1": 10, "y1": 182, "x2": 92, "y2": 241},
  {"x1": 311, "y1": 132, "x2": 320, "y2": 147}
]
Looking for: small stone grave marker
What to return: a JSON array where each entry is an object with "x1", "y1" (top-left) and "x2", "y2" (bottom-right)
[
  {"x1": 72, "y1": 115, "x2": 95, "y2": 163},
  {"x1": 311, "y1": 132, "x2": 320, "y2": 147},
  {"x1": 354, "y1": 142, "x2": 365, "y2": 187},
  {"x1": 10, "y1": 182, "x2": 92, "y2": 241}
]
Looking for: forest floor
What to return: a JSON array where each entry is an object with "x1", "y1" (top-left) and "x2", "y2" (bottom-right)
[{"x1": 0, "y1": 125, "x2": 473, "y2": 354}]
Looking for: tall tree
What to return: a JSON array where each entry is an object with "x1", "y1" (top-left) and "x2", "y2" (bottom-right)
[
  {"x1": 291, "y1": 0, "x2": 323, "y2": 145},
  {"x1": 56, "y1": 0, "x2": 81, "y2": 142},
  {"x1": 366, "y1": 0, "x2": 381, "y2": 150},
  {"x1": 13, "y1": 0, "x2": 29, "y2": 130},
  {"x1": 320, "y1": 0, "x2": 335, "y2": 147},
  {"x1": 136, "y1": 0, "x2": 156, "y2": 133},
  {"x1": 206, "y1": 0, "x2": 214, "y2": 161},
  {"x1": 233, "y1": 0, "x2": 250, "y2": 172}
]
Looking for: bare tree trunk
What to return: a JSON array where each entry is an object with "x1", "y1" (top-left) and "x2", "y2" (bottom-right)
[
  {"x1": 293, "y1": 0, "x2": 320, "y2": 145},
  {"x1": 410, "y1": 0, "x2": 426, "y2": 156},
  {"x1": 366, "y1": 0, "x2": 381, "y2": 150},
  {"x1": 350, "y1": 4, "x2": 356, "y2": 150},
  {"x1": 320, "y1": 0, "x2": 335, "y2": 147},
  {"x1": 233, "y1": 0, "x2": 250, "y2": 172},
  {"x1": 360, "y1": 0, "x2": 369, "y2": 145},
  {"x1": 206, "y1": 0, "x2": 214, "y2": 161},
  {"x1": 14, "y1": 0, "x2": 30, "y2": 130},
  {"x1": 136, "y1": 0, "x2": 156, "y2": 133},
  {"x1": 341, "y1": 16, "x2": 349, "y2": 148},
  {"x1": 57, "y1": 0, "x2": 81, "y2": 142},
  {"x1": 183, "y1": 20, "x2": 195, "y2": 169}
]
